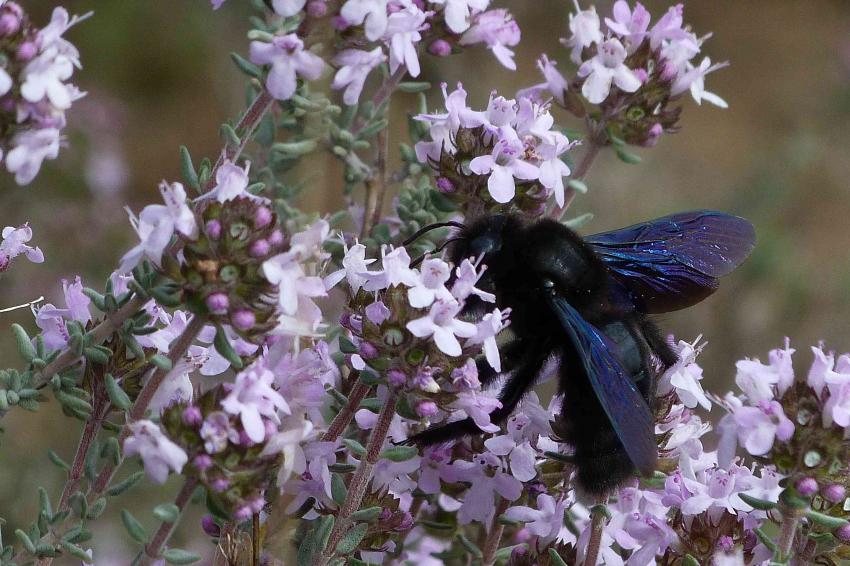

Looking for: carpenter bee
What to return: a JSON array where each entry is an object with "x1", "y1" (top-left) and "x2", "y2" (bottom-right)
[{"x1": 406, "y1": 211, "x2": 755, "y2": 495}]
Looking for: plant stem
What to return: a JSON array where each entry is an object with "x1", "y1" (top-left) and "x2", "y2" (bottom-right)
[
  {"x1": 350, "y1": 67, "x2": 406, "y2": 138},
  {"x1": 776, "y1": 505, "x2": 802, "y2": 561},
  {"x1": 322, "y1": 379, "x2": 370, "y2": 443},
  {"x1": 482, "y1": 498, "x2": 509, "y2": 566},
  {"x1": 206, "y1": 89, "x2": 276, "y2": 192},
  {"x1": 314, "y1": 388, "x2": 398, "y2": 566},
  {"x1": 139, "y1": 477, "x2": 199, "y2": 566},
  {"x1": 252, "y1": 512, "x2": 261, "y2": 566},
  {"x1": 361, "y1": 128, "x2": 389, "y2": 239},
  {"x1": 550, "y1": 135, "x2": 603, "y2": 220},
  {"x1": 584, "y1": 503, "x2": 608, "y2": 566}
]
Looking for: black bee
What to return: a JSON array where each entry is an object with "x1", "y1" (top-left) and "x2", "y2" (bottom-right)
[{"x1": 407, "y1": 211, "x2": 755, "y2": 495}]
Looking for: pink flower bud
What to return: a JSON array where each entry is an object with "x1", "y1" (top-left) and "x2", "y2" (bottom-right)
[
  {"x1": 250, "y1": 496, "x2": 266, "y2": 513},
  {"x1": 718, "y1": 535, "x2": 734, "y2": 552},
  {"x1": 254, "y1": 206, "x2": 273, "y2": 229},
  {"x1": 387, "y1": 368, "x2": 407, "y2": 387},
  {"x1": 206, "y1": 292, "x2": 229, "y2": 315},
  {"x1": 201, "y1": 515, "x2": 221, "y2": 537},
  {"x1": 633, "y1": 68, "x2": 649, "y2": 83},
  {"x1": 331, "y1": 15, "x2": 350, "y2": 30},
  {"x1": 233, "y1": 505, "x2": 253, "y2": 520},
  {"x1": 182, "y1": 406, "x2": 203, "y2": 427},
  {"x1": 306, "y1": 0, "x2": 328, "y2": 17},
  {"x1": 514, "y1": 528, "x2": 531, "y2": 544},
  {"x1": 211, "y1": 477, "x2": 230, "y2": 492},
  {"x1": 428, "y1": 39, "x2": 452, "y2": 57},
  {"x1": 205, "y1": 219, "x2": 223, "y2": 240},
  {"x1": 641, "y1": 123, "x2": 664, "y2": 148},
  {"x1": 359, "y1": 341, "x2": 379, "y2": 360},
  {"x1": 232, "y1": 309, "x2": 256, "y2": 331},
  {"x1": 796, "y1": 477, "x2": 818, "y2": 496},
  {"x1": 435, "y1": 176, "x2": 456, "y2": 193},
  {"x1": 249, "y1": 238, "x2": 271, "y2": 257},
  {"x1": 660, "y1": 60, "x2": 679, "y2": 82},
  {"x1": 264, "y1": 419, "x2": 278, "y2": 439},
  {"x1": 396, "y1": 511, "x2": 414, "y2": 531},
  {"x1": 268, "y1": 229, "x2": 284, "y2": 246},
  {"x1": 238, "y1": 429, "x2": 254, "y2": 446},
  {"x1": 835, "y1": 524, "x2": 850, "y2": 542},
  {"x1": 415, "y1": 400, "x2": 438, "y2": 417},
  {"x1": 822, "y1": 484, "x2": 846, "y2": 504},
  {"x1": 193, "y1": 454, "x2": 213, "y2": 471},
  {"x1": 0, "y1": 13, "x2": 20, "y2": 36},
  {"x1": 16, "y1": 41, "x2": 36, "y2": 62}
]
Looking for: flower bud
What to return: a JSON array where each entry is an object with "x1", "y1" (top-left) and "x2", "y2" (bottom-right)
[
  {"x1": 264, "y1": 419, "x2": 278, "y2": 439},
  {"x1": 238, "y1": 429, "x2": 254, "y2": 446},
  {"x1": 415, "y1": 400, "x2": 438, "y2": 417},
  {"x1": 16, "y1": 41, "x2": 36, "y2": 62},
  {"x1": 640, "y1": 123, "x2": 664, "y2": 148},
  {"x1": 796, "y1": 476, "x2": 818, "y2": 497},
  {"x1": 182, "y1": 405, "x2": 203, "y2": 427},
  {"x1": 211, "y1": 477, "x2": 230, "y2": 492},
  {"x1": 396, "y1": 511, "x2": 414, "y2": 531},
  {"x1": 660, "y1": 60, "x2": 679, "y2": 82},
  {"x1": 249, "y1": 238, "x2": 271, "y2": 258},
  {"x1": 193, "y1": 454, "x2": 213, "y2": 471},
  {"x1": 306, "y1": 0, "x2": 328, "y2": 17},
  {"x1": 206, "y1": 292, "x2": 229, "y2": 314},
  {"x1": 435, "y1": 176, "x2": 456, "y2": 194},
  {"x1": 253, "y1": 206, "x2": 273, "y2": 229},
  {"x1": 268, "y1": 229, "x2": 284, "y2": 246},
  {"x1": 331, "y1": 15, "x2": 349, "y2": 30},
  {"x1": 0, "y1": 13, "x2": 20, "y2": 36},
  {"x1": 835, "y1": 524, "x2": 850, "y2": 542},
  {"x1": 233, "y1": 505, "x2": 253, "y2": 520},
  {"x1": 428, "y1": 39, "x2": 452, "y2": 57},
  {"x1": 634, "y1": 68, "x2": 649, "y2": 83},
  {"x1": 822, "y1": 484, "x2": 846, "y2": 504},
  {"x1": 358, "y1": 341, "x2": 379, "y2": 360},
  {"x1": 201, "y1": 515, "x2": 221, "y2": 537},
  {"x1": 387, "y1": 368, "x2": 407, "y2": 387},
  {"x1": 232, "y1": 309, "x2": 256, "y2": 331},
  {"x1": 514, "y1": 528, "x2": 531, "y2": 544},
  {"x1": 205, "y1": 219, "x2": 223, "y2": 240}
]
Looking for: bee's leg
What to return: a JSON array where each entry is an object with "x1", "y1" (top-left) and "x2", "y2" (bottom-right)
[
  {"x1": 406, "y1": 341, "x2": 550, "y2": 447},
  {"x1": 475, "y1": 338, "x2": 525, "y2": 387},
  {"x1": 640, "y1": 318, "x2": 678, "y2": 370}
]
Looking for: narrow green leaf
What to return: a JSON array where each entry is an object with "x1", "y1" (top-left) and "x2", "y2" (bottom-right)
[
  {"x1": 11, "y1": 324, "x2": 36, "y2": 363},
  {"x1": 682, "y1": 554, "x2": 700, "y2": 566},
  {"x1": 739, "y1": 493, "x2": 777, "y2": 511},
  {"x1": 342, "y1": 439, "x2": 366, "y2": 457},
  {"x1": 104, "y1": 374, "x2": 131, "y2": 410},
  {"x1": 150, "y1": 354, "x2": 173, "y2": 371},
  {"x1": 317, "y1": 515, "x2": 335, "y2": 551},
  {"x1": 397, "y1": 81, "x2": 431, "y2": 93},
  {"x1": 55, "y1": 391, "x2": 93, "y2": 414},
  {"x1": 230, "y1": 52, "x2": 262, "y2": 79},
  {"x1": 427, "y1": 189, "x2": 457, "y2": 213},
  {"x1": 60, "y1": 540, "x2": 93, "y2": 563},
  {"x1": 213, "y1": 325, "x2": 243, "y2": 369},
  {"x1": 350, "y1": 506, "x2": 382, "y2": 522},
  {"x1": 48, "y1": 450, "x2": 70, "y2": 472},
  {"x1": 615, "y1": 147, "x2": 642, "y2": 164},
  {"x1": 15, "y1": 529, "x2": 36, "y2": 553},
  {"x1": 331, "y1": 474, "x2": 348, "y2": 506},
  {"x1": 83, "y1": 346, "x2": 110, "y2": 366},
  {"x1": 162, "y1": 548, "x2": 202, "y2": 564},
  {"x1": 548, "y1": 548, "x2": 568, "y2": 566},
  {"x1": 107, "y1": 471, "x2": 145, "y2": 497},
  {"x1": 87, "y1": 498, "x2": 107, "y2": 519},
  {"x1": 179, "y1": 146, "x2": 200, "y2": 191},
  {"x1": 754, "y1": 527, "x2": 778, "y2": 552},
  {"x1": 380, "y1": 446, "x2": 418, "y2": 462},
  {"x1": 121, "y1": 509, "x2": 147, "y2": 543},
  {"x1": 455, "y1": 533, "x2": 483, "y2": 559},
  {"x1": 805, "y1": 509, "x2": 849, "y2": 529},
  {"x1": 153, "y1": 503, "x2": 180, "y2": 523},
  {"x1": 568, "y1": 178, "x2": 588, "y2": 194},
  {"x1": 336, "y1": 523, "x2": 368, "y2": 554}
]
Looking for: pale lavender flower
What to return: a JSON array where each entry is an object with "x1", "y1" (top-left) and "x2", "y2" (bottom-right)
[
  {"x1": 451, "y1": 259, "x2": 495, "y2": 303},
  {"x1": 808, "y1": 345, "x2": 835, "y2": 396},
  {"x1": 262, "y1": 243, "x2": 328, "y2": 337},
  {"x1": 124, "y1": 420, "x2": 188, "y2": 484},
  {"x1": 406, "y1": 299, "x2": 476, "y2": 356},
  {"x1": 408, "y1": 258, "x2": 453, "y2": 308},
  {"x1": 658, "y1": 337, "x2": 711, "y2": 410},
  {"x1": 119, "y1": 181, "x2": 198, "y2": 273},
  {"x1": 517, "y1": 55, "x2": 568, "y2": 107},
  {"x1": 484, "y1": 433, "x2": 536, "y2": 482},
  {"x1": 444, "y1": 451, "x2": 522, "y2": 524},
  {"x1": 249, "y1": 34, "x2": 325, "y2": 101},
  {"x1": 671, "y1": 57, "x2": 729, "y2": 108},
  {"x1": 197, "y1": 159, "x2": 267, "y2": 203},
  {"x1": 459, "y1": 9, "x2": 521, "y2": 70},
  {"x1": 331, "y1": 47, "x2": 386, "y2": 105},
  {"x1": 35, "y1": 276, "x2": 91, "y2": 350},
  {"x1": 365, "y1": 300, "x2": 390, "y2": 325},
  {"x1": 648, "y1": 4, "x2": 690, "y2": 50},
  {"x1": 735, "y1": 356, "x2": 783, "y2": 402},
  {"x1": 200, "y1": 411, "x2": 238, "y2": 453},
  {"x1": 383, "y1": 6, "x2": 428, "y2": 78},
  {"x1": 450, "y1": 358, "x2": 481, "y2": 390},
  {"x1": 466, "y1": 308, "x2": 509, "y2": 371},
  {"x1": 823, "y1": 354, "x2": 850, "y2": 428},
  {"x1": 222, "y1": 361, "x2": 291, "y2": 443},
  {"x1": 340, "y1": 0, "x2": 389, "y2": 41},
  {"x1": 147, "y1": 355, "x2": 202, "y2": 414},
  {"x1": 414, "y1": 82, "x2": 485, "y2": 162},
  {"x1": 450, "y1": 390, "x2": 501, "y2": 433},
  {"x1": 536, "y1": 137, "x2": 573, "y2": 207},
  {"x1": 360, "y1": 246, "x2": 419, "y2": 291},
  {"x1": 469, "y1": 131, "x2": 539, "y2": 203},
  {"x1": 272, "y1": 0, "x2": 308, "y2": 17},
  {"x1": 718, "y1": 395, "x2": 794, "y2": 457},
  {"x1": 430, "y1": 0, "x2": 490, "y2": 34},
  {"x1": 605, "y1": 1, "x2": 651, "y2": 48},
  {"x1": 326, "y1": 242, "x2": 375, "y2": 292},
  {"x1": 564, "y1": 5, "x2": 602, "y2": 64},
  {"x1": 504, "y1": 494, "x2": 568, "y2": 543},
  {"x1": 261, "y1": 417, "x2": 315, "y2": 486},
  {"x1": 372, "y1": 453, "x2": 421, "y2": 495},
  {"x1": 5, "y1": 127, "x2": 61, "y2": 185},
  {"x1": 678, "y1": 464, "x2": 755, "y2": 517},
  {"x1": 577, "y1": 37, "x2": 641, "y2": 104},
  {"x1": 0, "y1": 223, "x2": 44, "y2": 270}
]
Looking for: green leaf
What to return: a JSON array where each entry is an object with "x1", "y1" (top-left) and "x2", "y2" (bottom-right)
[
  {"x1": 107, "y1": 471, "x2": 145, "y2": 497},
  {"x1": 150, "y1": 354, "x2": 173, "y2": 371},
  {"x1": 83, "y1": 346, "x2": 110, "y2": 366},
  {"x1": 163, "y1": 549, "x2": 202, "y2": 564},
  {"x1": 213, "y1": 325, "x2": 243, "y2": 369},
  {"x1": 380, "y1": 446, "x2": 418, "y2": 462},
  {"x1": 179, "y1": 146, "x2": 200, "y2": 191},
  {"x1": 342, "y1": 439, "x2": 366, "y2": 457},
  {"x1": 11, "y1": 323, "x2": 36, "y2": 363},
  {"x1": 548, "y1": 548, "x2": 568, "y2": 566},
  {"x1": 564, "y1": 212, "x2": 594, "y2": 229},
  {"x1": 220, "y1": 123, "x2": 241, "y2": 147},
  {"x1": 336, "y1": 523, "x2": 368, "y2": 554},
  {"x1": 121, "y1": 509, "x2": 147, "y2": 543},
  {"x1": 297, "y1": 527, "x2": 317, "y2": 566},
  {"x1": 398, "y1": 81, "x2": 431, "y2": 93},
  {"x1": 350, "y1": 506, "x2": 382, "y2": 522},
  {"x1": 60, "y1": 540, "x2": 93, "y2": 563},
  {"x1": 455, "y1": 533, "x2": 483, "y2": 559},
  {"x1": 805, "y1": 509, "x2": 849, "y2": 529},
  {"x1": 15, "y1": 528, "x2": 36, "y2": 553},
  {"x1": 682, "y1": 554, "x2": 700, "y2": 566},
  {"x1": 153, "y1": 503, "x2": 180, "y2": 523},
  {"x1": 331, "y1": 474, "x2": 348, "y2": 506},
  {"x1": 48, "y1": 450, "x2": 71, "y2": 472},
  {"x1": 739, "y1": 493, "x2": 777, "y2": 511},
  {"x1": 317, "y1": 515, "x2": 335, "y2": 552},
  {"x1": 615, "y1": 147, "x2": 642, "y2": 165},
  {"x1": 104, "y1": 374, "x2": 131, "y2": 410},
  {"x1": 55, "y1": 390, "x2": 93, "y2": 415},
  {"x1": 230, "y1": 52, "x2": 262, "y2": 79},
  {"x1": 428, "y1": 189, "x2": 457, "y2": 213},
  {"x1": 87, "y1": 497, "x2": 107, "y2": 519},
  {"x1": 338, "y1": 336, "x2": 358, "y2": 354},
  {"x1": 754, "y1": 527, "x2": 778, "y2": 552},
  {"x1": 568, "y1": 178, "x2": 588, "y2": 194}
]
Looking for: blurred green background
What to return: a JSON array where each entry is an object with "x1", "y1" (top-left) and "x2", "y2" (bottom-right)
[{"x1": 1, "y1": 0, "x2": 849, "y2": 562}]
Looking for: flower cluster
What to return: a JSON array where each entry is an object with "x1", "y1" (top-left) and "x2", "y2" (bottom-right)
[
  {"x1": 0, "y1": 4, "x2": 87, "y2": 185},
  {"x1": 241, "y1": 0, "x2": 520, "y2": 104},
  {"x1": 525, "y1": 1, "x2": 727, "y2": 147},
  {"x1": 415, "y1": 83, "x2": 576, "y2": 213}
]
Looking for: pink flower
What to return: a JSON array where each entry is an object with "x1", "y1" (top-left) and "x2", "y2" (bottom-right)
[
  {"x1": 261, "y1": 418, "x2": 314, "y2": 486},
  {"x1": 35, "y1": 276, "x2": 92, "y2": 350},
  {"x1": 484, "y1": 434, "x2": 536, "y2": 482},
  {"x1": 648, "y1": 4, "x2": 690, "y2": 50},
  {"x1": 451, "y1": 259, "x2": 495, "y2": 303},
  {"x1": 444, "y1": 452, "x2": 522, "y2": 525},
  {"x1": 808, "y1": 345, "x2": 835, "y2": 397},
  {"x1": 605, "y1": 1, "x2": 651, "y2": 48},
  {"x1": 504, "y1": 494, "x2": 568, "y2": 543},
  {"x1": 564, "y1": 6, "x2": 602, "y2": 64},
  {"x1": 671, "y1": 57, "x2": 729, "y2": 108},
  {"x1": 124, "y1": 420, "x2": 188, "y2": 484},
  {"x1": 0, "y1": 223, "x2": 44, "y2": 270},
  {"x1": 250, "y1": 34, "x2": 325, "y2": 101},
  {"x1": 577, "y1": 38, "x2": 641, "y2": 104},
  {"x1": 332, "y1": 47, "x2": 386, "y2": 105},
  {"x1": 450, "y1": 390, "x2": 502, "y2": 433},
  {"x1": 197, "y1": 159, "x2": 267, "y2": 204},
  {"x1": 469, "y1": 131, "x2": 539, "y2": 203},
  {"x1": 431, "y1": 0, "x2": 490, "y2": 34},
  {"x1": 408, "y1": 258, "x2": 453, "y2": 308},
  {"x1": 659, "y1": 337, "x2": 711, "y2": 410},
  {"x1": 719, "y1": 395, "x2": 794, "y2": 456},
  {"x1": 459, "y1": 9, "x2": 521, "y2": 70},
  {"x1": 517, "y1": 55, "x2": 569, "y2": 107},
  {"x1": 6, "y1": 128, "x2": 61, "y2": 185},
  {"x1": 406, "y1": 299, "x2": 476, "y2": 356},
  {"x1": 466, "y1": 308, "x2": 510, "y2": 371},
  {"x1": 340, "y1": 0, "x2": 389, "y2": 41},
  {"x1": 823, "y1": 355, "x2": 850, "y2": 428},
  {"x1": 360, "y1": 246, "x2": 419, "y2": 291},
  {"x1": 383, "y1": 6, "x2": 428, "y2": 78},
  {"x1": 222, "y1": 362, "x2": 291, "y2": 442}
]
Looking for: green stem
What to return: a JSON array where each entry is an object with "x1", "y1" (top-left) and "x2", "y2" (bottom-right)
[{"x1": 139, "y1": 478, "x2": 199, "y2": 566}]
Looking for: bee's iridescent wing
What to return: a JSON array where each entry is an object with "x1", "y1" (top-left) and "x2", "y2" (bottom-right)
[
  {"x1": 585, "y1": 210, "x2": 756, "y2": 313},
  {"x1": 547, "y1": 295, "x2": 657, "y2": 476}
]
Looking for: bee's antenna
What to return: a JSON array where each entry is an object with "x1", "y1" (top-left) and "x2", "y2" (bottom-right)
[
  {"x1": 410, "y1": 237, "x2": 466, "y2": 268},
  {"x1": 402, "y1": 221, "x2": 466, "y2": 247}
]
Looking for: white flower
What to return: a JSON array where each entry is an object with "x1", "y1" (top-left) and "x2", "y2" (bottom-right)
[
  {"x1": 383, "y1": 6, "x2": 428, "y2": 78},
  {"x1": 360, "y1": 246, "x2": 420, "y2": 291},
  {"x1": 261, "y1": 417, "x2": 315, "y2": 486},
  {"x1": 431, "y1": 0, "x2": 490, "y2": 34},
  {"x1": 466, "y1": 308, "x2": 509, "y2": 371},
  {"x1": 408, "y1": 258, "x2": 453, "y2": 308},
  {"x1": 221, "y1": 362, "x2": 291, "y2": 443},
  {"x1": 469, "y1": 131, "x2": 539, "y2": 203},
  {"x1": 340, "y1": 0, "x2": 389, "y2": 41},
  {"x1": 407, "y1": 299, "x2": 476, "y2": 356},
  {"x1": 577, "y1": 38, "x2": 641, "y2": 104},
  {"x1": 272, "y1": 0, "x2": 307, "y2": 17},
  {"x1": 148, "y1": 356, "x2": 204, "y2": 414},
  {"x1": 20, "y1": 49, "x2": 76, "y2": 110},
  {"x1": 672, "y1": 57, "x2": 729, "y2": 108},
  {"x1": 564, "y1": 6, "x2": 603, "y2": 63},
  {"x1": 197, "y1": 159, "x2": 267, "y2": 203},
  {"x1": 119, "y1": 181, "x2": 198, "y2": 272},
  {"x1": 250, "y1": 34, "x2": 325, "y2": 101},
  {"x1": 5, "y1": 128, "x2": 61, "y2": 186},
  {"x1": 659, "y1": 337, "x2": 711, "y2": 410},
  {"x1": 332, "y1": 47, "x2": 387, "y2": 105},
  {"x1": 123, "y1": 420, "x2": 188, "y2": 484}
]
